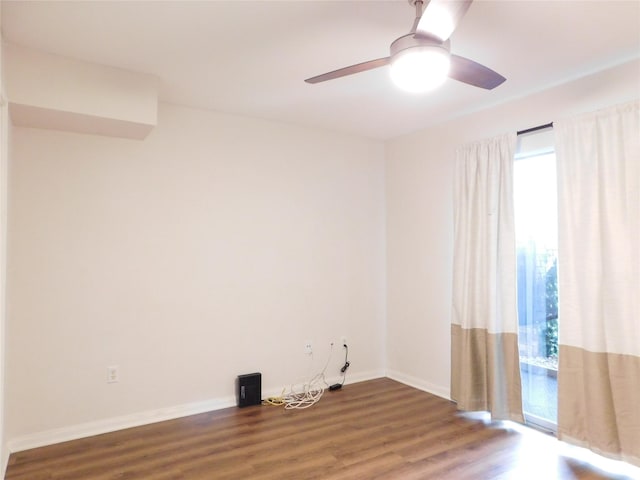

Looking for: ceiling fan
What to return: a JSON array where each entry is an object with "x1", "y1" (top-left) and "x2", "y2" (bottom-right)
[{"x1": 305, "y1": 0, "x2": 505, "y2": 93}]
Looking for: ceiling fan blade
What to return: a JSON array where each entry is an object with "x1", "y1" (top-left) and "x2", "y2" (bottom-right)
[
  {"x1": 305, "y1": 57, "x2": 391, "y2": 84},
  {"x1": 449, "y1": 54, "x2": 506, "y2": 90},
  {"x1": 416, "y1": 0, "x2": 473, "y2": 41}
]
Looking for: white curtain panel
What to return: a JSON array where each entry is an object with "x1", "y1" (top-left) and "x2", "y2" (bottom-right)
[
  {"x1": 555, "y1": 100, "x2": 640, "y2": 466},
  {"x1": 451, "y1": 132, "x2": 524, "y2": 422}
]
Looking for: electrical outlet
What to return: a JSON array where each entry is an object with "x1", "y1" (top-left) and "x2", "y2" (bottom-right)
[
  {"x1": 107, "y1": 365, "x2": 119, "y2": 383},
  {"x1": 304, "y1": 342, "x2": 313, "y2": 355},
  {"x1": 341, "y1": 336, "x2": 348, "y2": 347}
]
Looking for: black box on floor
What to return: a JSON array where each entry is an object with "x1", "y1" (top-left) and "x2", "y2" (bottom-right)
[{"x1": 236, "y1": 372, "x2": 261, "y2": 407}]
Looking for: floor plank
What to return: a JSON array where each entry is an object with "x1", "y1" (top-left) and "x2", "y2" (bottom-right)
[{"x1": 5, "y1": 378, "x2": 634, "y2": 479}]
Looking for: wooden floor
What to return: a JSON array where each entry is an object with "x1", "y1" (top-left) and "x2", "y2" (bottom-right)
[{"x1": 6, "y1": 378, "x2": 632, "y2": 479}]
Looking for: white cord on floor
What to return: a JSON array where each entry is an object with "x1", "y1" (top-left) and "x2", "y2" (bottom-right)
[{"x1": 283, "y1": 343, "x2": 333, "y2": 409}]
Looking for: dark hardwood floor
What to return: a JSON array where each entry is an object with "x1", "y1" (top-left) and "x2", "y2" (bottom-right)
[{"x1": 5, "y1": 378, "x2": 633, "y2": 479}]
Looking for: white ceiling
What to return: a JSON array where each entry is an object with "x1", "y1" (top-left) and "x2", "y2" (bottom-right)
[{"x1": 2, "y1": 0, "x2": 639, "y2": 140}]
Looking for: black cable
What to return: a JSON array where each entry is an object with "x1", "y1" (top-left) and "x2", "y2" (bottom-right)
[
  {"x1": 340, "y1": 344, "x2": 350, "y2": 386},
  {"x1": 329, "y1": 343, "x2": 351, "y2": 391}
]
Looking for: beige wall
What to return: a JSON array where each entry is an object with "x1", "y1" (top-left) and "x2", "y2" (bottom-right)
[
  {"x1": 0, "y1": 105, "x2": 6, "y2": 479},
  {"x1": 6, "y1": 103, "x2": 386, "y2": 446},
  {"x1": 0, "y1": 14, "x2": 9, "y2": 471},
  {"x1": 385, "y1": 59, "x2": 640, "y2": 397}
]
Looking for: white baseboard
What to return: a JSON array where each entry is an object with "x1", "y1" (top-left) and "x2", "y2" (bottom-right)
[
  {"x1": 8, "y1": 396, "x2": 235, "y2": 454},
  {"x1": 8, "y1": 369, "x2": 385, "y2": 455},
  {"x1": 386, "y1": 369, "x2": 450, "y2": 400}
]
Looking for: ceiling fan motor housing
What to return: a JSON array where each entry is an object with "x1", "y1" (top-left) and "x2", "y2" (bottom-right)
[{"x1": 390, "y1": 33, "x2": 450, "y2": 59}]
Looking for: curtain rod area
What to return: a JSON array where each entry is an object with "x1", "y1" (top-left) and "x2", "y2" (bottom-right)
[{"x1": 517, "y1": 122, "x2": 553, "y2": 136}]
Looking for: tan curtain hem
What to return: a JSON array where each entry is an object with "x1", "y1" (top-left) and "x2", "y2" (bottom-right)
[
  {"x1": 558, "y1": 345, "x2": 640, "y2": 467},
  {"x1": 451, "y1": 324, "x2": 524, "y2": 422}
]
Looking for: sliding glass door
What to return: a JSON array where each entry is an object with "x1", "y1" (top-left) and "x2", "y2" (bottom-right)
[{"x1": 514, "y1": 143, "x2": 558, "y2": 431}]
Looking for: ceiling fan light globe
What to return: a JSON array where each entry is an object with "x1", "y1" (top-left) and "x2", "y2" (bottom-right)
[{"x1": 390, "y1": 46, "x2": 450, "y2": 93}]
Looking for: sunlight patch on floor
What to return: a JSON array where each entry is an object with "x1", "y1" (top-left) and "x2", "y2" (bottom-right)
[{"x1": 503, "y1": 421, "x2": 640, "y2": 479}]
